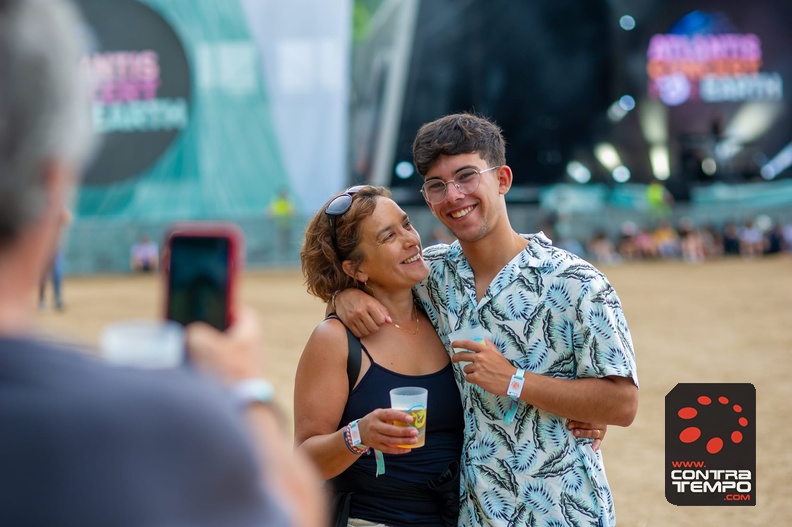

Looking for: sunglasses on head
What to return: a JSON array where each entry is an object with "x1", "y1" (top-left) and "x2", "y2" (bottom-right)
[{"x1": 324, "y1": 185, "x2": 367, "y2": 259}]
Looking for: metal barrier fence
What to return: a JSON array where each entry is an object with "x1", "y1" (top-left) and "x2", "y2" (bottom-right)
[
  {"x1": 62, "y1": 200, "x2": 792, "y2": 275},
  {"x1": 63, "y1": 216, "x2": 308, "y2": 275}
]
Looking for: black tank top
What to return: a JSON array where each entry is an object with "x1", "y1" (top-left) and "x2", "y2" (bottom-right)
[{"x1": 331, "y1": 343, "x2": 463, "y2": 527}]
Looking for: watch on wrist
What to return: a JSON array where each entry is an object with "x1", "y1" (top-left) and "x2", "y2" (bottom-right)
[{"x1": 230, "y1": 378, "x2": 275, "y2": 409}]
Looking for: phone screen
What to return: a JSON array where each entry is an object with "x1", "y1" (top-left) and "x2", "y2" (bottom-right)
[{"x1": 166, "y1": 236, "x2": 231, "y2": 330}]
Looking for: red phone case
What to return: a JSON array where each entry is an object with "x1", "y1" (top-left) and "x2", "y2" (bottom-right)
[{"x1": 163, "y1": 222, "x2": 244, "y2": 330}]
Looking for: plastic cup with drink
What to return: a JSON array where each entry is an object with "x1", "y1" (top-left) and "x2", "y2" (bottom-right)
[
  {"x1": 389, "y1": 386, "x2": 428, "y2": 448},
  {"x1": 447, "y1": 326, "x2": 492, "y2": 362}
]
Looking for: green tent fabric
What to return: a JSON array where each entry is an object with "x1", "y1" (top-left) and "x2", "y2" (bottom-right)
[{"x1": 76, "y1": 0, "x2": 289, "y2": 221}]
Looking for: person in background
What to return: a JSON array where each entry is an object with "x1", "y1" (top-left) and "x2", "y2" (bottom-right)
[
  {"x1": 297, "y1": 185, "x2": 464, "y2": 527},
  {"x1": 39, "y1": 209, "x2": 72, "y2": 311},
  {"x1": 763, "y1": 222, "x2": 784, "y2": 255},
  {"x1": 678, "y1": 218, "x2": 705, "y2": 264},
  {"x1": 0, "y1": 1, "x2": 323, "y2": 526},
  {"x1": 721, "y1": 221, "x2": 741, "y2": 256},
  {"x1": 587, "y1": 230, "x2": 621, "y2": 265},
  {"x1": 335, "y1": 113, "x2": 636, "y2": 526},
  {"x1": 738, "y1": 218, "x2": 764, "y2": 258},
  {"x1": 645, "y1": 181, "x2": 674, "y2": 221},
  {"x1": 653, "y1": 219, "x2": 680, "y2": 259},
  {"x1": 268, "y1": 187, "x2": 297, "y2": 261},
  {"x1": 700, "y1": 223, "x2": 723, "y2": 259},
  {"x1": 634, "y1": 226, "x2": 659, "y2": 260},
  {"x1": 616, "y1": 221, "x2": 640, "y2": 262},
  {"x1": 782, "y1": 221, "x2": 792, "y2": 254},
  {"x1": 130, "y1": 234, "x2": 159, "y2": 272}
]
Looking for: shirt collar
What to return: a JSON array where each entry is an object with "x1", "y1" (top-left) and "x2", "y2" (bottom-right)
[{"x1": 446, "y1": 231, "x2": 554, "y2": 269}]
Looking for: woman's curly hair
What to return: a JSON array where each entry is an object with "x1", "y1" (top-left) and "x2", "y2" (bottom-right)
[{"x1": 301, "y1": 185, "x2": 391, "y2": 303}]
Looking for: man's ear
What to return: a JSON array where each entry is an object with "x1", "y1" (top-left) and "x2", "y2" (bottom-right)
[{"x1": 496, "y1": 165, "x2": 513, "y2": 195}]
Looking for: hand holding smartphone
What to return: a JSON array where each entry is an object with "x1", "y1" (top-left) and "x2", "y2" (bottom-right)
[{"x1": 164, "y1": 222, "x2": 243, "y2": 331}]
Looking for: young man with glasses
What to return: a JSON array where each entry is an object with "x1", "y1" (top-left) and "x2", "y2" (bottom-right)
[{"x1": 335, "y1": 113, "x2": 639, "y2": 526}]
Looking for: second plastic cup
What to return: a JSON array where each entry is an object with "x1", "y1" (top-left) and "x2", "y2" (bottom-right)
[
  {"x1": 447, "y1": 327, "x2": 492, "y2": 365},
  {"x1": 389, "y1": 386, "x2": 428, "y2": 448}
]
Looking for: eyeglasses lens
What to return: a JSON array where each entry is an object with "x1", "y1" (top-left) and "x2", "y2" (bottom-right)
[
  {"x1": 325, "y1": 193, "x2": 353, "y2": 216},
  {"x1": 422, "y1": 171, "x2": 480, "y2": 203},
  {"x1": 325, "y1": 185, "x2": 366, "y2": 216}
]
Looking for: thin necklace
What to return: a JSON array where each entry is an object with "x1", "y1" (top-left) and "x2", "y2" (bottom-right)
[{"x1": 392, "y1": 302, "x2": 419, "y2": 335}]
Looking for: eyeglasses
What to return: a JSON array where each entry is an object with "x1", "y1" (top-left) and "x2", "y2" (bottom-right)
[
  {"x1": 420, "y1": 166, "x2": 501, "y2": 204},
  {"x1": 325, "y1": 185, "x2": 367, "y2": 259}
]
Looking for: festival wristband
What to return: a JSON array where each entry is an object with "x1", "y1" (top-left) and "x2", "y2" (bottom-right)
[
  {"x1": 348, "y1": 419, "x2": 366, "y2": 449},
  {"x1": 507, "y1": 368, "x2": 525, "y2": 399},
  {"x1": 504, "y1": 368, "x2": 525, "y2": 425},
  {"x1": 346, "y1": 420, "x2": 385, "y2": 475},
  {"x1": 343, "y1": 426, "x2": 366, "y2": 455}
]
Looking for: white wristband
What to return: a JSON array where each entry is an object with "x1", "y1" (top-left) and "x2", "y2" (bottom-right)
[
  {"x1": 230, "y1": 378, "x2": 275, "y2": 408},
  {"x1": 507, "y1": 368, "x2": 525, "y2": 399},
  {"x1": 349, "y1": 419, "x2": 366, "y2": 448}
]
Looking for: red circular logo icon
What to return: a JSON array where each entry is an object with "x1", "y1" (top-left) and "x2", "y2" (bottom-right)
[{"x1": 675, "y1": 394, "x2": 749, "y2": 454}]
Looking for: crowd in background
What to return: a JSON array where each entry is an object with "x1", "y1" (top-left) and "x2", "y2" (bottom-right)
[{"x1": 545, "y1": 216, "x2": 792, "y2": 265}]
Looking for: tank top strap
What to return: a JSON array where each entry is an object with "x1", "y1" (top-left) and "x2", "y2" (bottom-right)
[
  {"x1": 360, "y1": 343, "x2": 374, "y2": 363},
  {"x1": 324, "y1": 312, "x2": 377, "y2": 377}
]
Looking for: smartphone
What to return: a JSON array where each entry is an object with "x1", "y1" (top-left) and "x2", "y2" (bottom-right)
[{"x1": 164, "y1": 222, "x2": 243, "y2": 331}]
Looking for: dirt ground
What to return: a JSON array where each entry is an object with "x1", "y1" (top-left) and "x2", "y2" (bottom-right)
[{"x1": 35, "y1": 255, "x2": 792, "y2": 526}]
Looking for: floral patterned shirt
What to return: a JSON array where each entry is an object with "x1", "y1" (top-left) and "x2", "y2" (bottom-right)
[{"x1": 415, "y1": 233, "x2": 639, "y2": 527}]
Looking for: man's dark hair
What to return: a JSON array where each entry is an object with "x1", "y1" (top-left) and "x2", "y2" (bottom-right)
[{"x1": 412, "y1": 113, "x2": 507, "y2": 176}]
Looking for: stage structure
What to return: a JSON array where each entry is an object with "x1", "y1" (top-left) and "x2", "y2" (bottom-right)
[
  {"x1": 350, "y1": 0, "x2": 792, "y2": 224},
  {"x1": 67, "y1": 0, "x2": 351, "y2": 273}
]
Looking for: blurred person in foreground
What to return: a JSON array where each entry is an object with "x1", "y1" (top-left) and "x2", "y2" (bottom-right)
[
  {"x1": 0, "y1": 1, "x2": 323, "y2": 526},
  {"x1": 296, "y1": 185, "x2": 464, "y2": 526},
  {"x1": 335, "y1": 113, "x2": 638, "y2": 526}
]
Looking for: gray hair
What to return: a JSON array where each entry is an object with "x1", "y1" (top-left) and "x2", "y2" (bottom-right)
[{"x1": 0, "y1": 0, "x2": 95, "y2": 246}]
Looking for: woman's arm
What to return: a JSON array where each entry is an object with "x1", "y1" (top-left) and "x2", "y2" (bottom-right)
[{"x1": 294, "y1": 319, "x2": 418, "y2": 480}]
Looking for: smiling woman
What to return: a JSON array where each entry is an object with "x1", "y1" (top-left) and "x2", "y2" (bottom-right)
[{"x1": 296, "y1": 185, "x2": 464, "y2": 527}]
